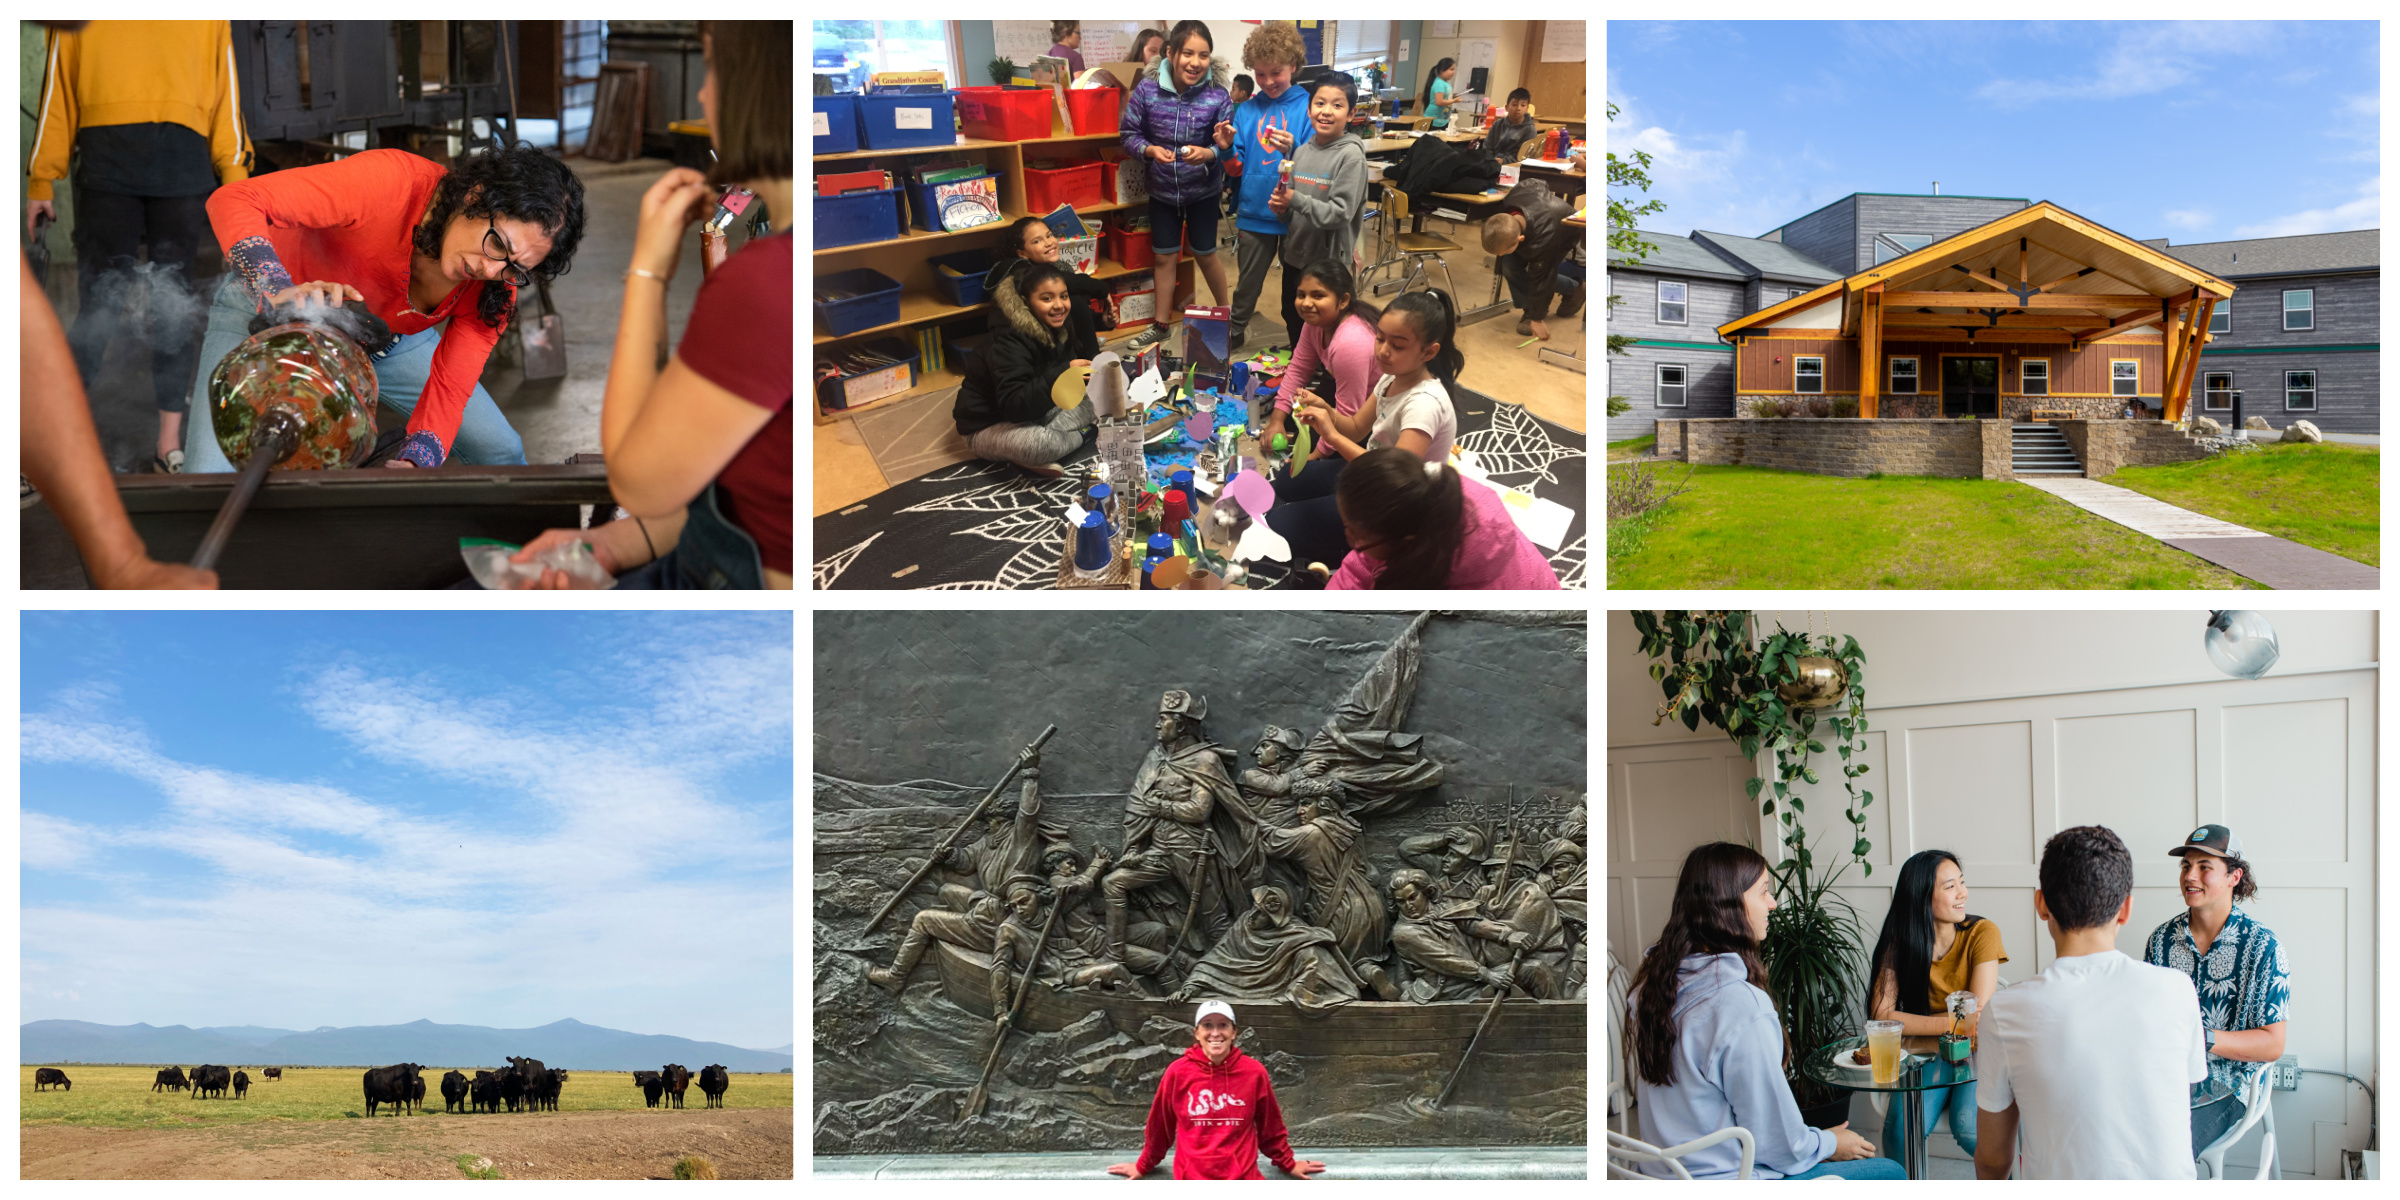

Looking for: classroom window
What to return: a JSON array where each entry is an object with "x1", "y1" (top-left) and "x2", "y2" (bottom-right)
[
  {"x1": 2209, "y1": 304, "x2": 2230, "y2": 334},
  {"x1": 1872, "y1": 233, "x2": 1934, "y2": 265},
  {"x1": 1656, "y1": 363, "x2": 1687, "y2": 408},
  {"x1": 1333, "y1": 20, "x2": 1391, "y2": 74},
  {"x1": 2285, "y1": 370, "x2": 2317, "y2": 411},
  {"x1": 2021, "y1": 358, "x2": 2049, "y2": 397},
  {"x1": 1657, "y1": 280, "x2": 1688, "y2": 324},
  {"x1": 2111, "y1": 360, "x2": 2139, "y2": 396},
  {"x1": 814, "y1": 20, "x2": 952, "y2": 91},
  {"x1": 1795, "y1": 357, "x2": 1824, "y2": 394},
  {"x1": 2282, "y1": 289, "x2": 2314, "y2": 331},
  {"x1": 2203, "y1": 371, "x2": 2233, "y2": 411},
  {"x1": 1888, "y1": 357, "x2": 1918, "y2": 394}
]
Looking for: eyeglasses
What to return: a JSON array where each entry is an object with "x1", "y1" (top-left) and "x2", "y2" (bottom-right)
[{"x1": 480, "y1": 216, "x2": 536, "y2": 288}]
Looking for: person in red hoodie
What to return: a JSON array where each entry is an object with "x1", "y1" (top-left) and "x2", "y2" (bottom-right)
[{"x1": 1108, "y1": 1001, "x2": 1327, "y2": 1180}]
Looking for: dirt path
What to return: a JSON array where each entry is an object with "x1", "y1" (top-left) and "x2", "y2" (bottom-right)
[{"x1": 22, "y1": 1108, "x2": 793, "y2": 1179}]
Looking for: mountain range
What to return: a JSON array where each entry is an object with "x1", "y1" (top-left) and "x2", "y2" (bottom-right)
[{"x1": 22, "y1": 1018, "x2": 794, "y2": 1073}]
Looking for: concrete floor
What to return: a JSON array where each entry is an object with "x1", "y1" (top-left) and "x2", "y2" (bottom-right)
[
  {"x1": 813, "y1": 213, "x2": 1589, "y2": 515},
  {"x1": 55, "y1": 155, "x2": 749, "y2": 472}
]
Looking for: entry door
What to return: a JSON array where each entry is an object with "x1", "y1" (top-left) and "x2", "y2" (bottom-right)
[{"x1": 1942, "y1": 357, "x2": 2000, "y2": 418}]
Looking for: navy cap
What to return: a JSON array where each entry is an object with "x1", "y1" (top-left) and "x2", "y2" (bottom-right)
[{"x1": 2170, "y1": 824, "x2": 2244, "y2": 860}]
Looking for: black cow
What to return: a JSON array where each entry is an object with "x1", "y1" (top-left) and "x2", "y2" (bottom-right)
[
  {"x1": 412, "y1": 1075, "x2": 427, "y2": 1108},
  {"x1": 697, "y1": 1064, "x2": 729, "y2": 1108},
  {"x1": 661, "y1": 1064, "x2": 691, "y2": 1110},
  {"x1": 469, "y1": 1072, "x2": 501, "y2": 1114},
  {"x1": 262, "y1": 1067, "x2": 283, "y2": 1082},
  {"x1": 190, "y1": 1065, "x2": 231, "y2": 1100},
  {"x1": 542, "y1": 1069, "x2": 567, "y2": 1112},
  {"x1": 633, "y1": 1070, "x2": 664, "y2": 1108},
  {"x1": 34, "y1": 1068, "x2": 71, "y2": 1092},
  {"x1": 153, "y1": 1067, "x2": 189, "y2": 1092},
  {"x1": 441, "y1": 1070, "x2": 469, "y2": 1113},
  {"x1": 497, "y1": 1066, "x2": 526, "y2": 1112},
  {"x1": 363, "y1": 1063, "x2": 424, "y2": 1117},
  {"x1": 506, "y1": 1057, "x2": 547, "y2": 1113},
  {"x1": 232, "y1": 1071, "x2": 250, "y2": 1100}
]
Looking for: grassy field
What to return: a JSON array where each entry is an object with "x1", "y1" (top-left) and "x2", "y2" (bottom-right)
[
  {"x1": 1607, "y1": 464, "x2": 2261, "y2": 589},
  {"x1": 1607, "y1": 434, "x2": 1656, "y2": 462},
  {"x1": 2105, "y1": 441, "x2": 2379, "y2": 566},
  {"x1": 21, "y1": 1066, "x2": 793, "y2": 1130}
]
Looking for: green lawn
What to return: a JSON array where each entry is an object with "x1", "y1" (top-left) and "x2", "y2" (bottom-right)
[
  {"x1": 1607, "y1": 434, "x2": 1656, "y2": 462},
  {"x1": 1607, "y1": 465, "x2": 2261, "y2": 589},
  {"x1": 2104, "y1": 442, "x2": 2378, "y2": 566}
]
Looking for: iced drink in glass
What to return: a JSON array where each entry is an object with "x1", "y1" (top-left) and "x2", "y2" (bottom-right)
[{"x1": 1865, "y1": 1019, "x2": 1904, "y2": 1083}]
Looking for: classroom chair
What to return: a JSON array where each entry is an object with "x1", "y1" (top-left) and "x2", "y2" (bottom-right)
[
  {"x1": 1607, "y1": 1127, "x2": 1756, "y2": 1180},
  {"x1": 1377, "y1": 187, "x2": 1462, "y2": 299},
  {"x1": 2195, "y1": 1069, "x2": 2280, "y2": 1180}
]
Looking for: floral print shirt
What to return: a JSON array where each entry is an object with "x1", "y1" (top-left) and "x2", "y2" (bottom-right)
[{"x1": 2143, "y1": 906, "x2": 2290, "y2": 1094}]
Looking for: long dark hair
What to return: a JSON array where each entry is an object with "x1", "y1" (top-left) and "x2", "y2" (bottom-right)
[
  {"x1": 1420, "y1": 57, "x2": 1455, "y2": 113},
  {"x1": 1294, "y1": 257, "x2": 1381, "y2": 328},
  {"x1": 1166, "y1": 20, "x2": 1214, "y2": 62},
  {"x1": 1626, "y1": 842, "x2": 1774, "y2": 1087},
  {"x1": 410, "y1": 145, "x2": 586, "y2": 329},
  {"x1": 1001, "y1": 215, "x2": 1050, "y2": 259},
  {"x1": 1335, "y1": 449, "x2": 1466, "y2": 588},
  {"x1": 1868, "y1": 849, "x2": 1978, "y2": 1017},
  {"x1": 1125, "y1": 29, "x2": 1164, "y2": 64},
  {"x1": 1384, "y1": 288, "x2": 1465, "y2": 387}
]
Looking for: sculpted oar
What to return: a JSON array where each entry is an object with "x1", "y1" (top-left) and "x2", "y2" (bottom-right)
[{"x1": 867, "y1": 724, "x2": 1058, "y2": 933}]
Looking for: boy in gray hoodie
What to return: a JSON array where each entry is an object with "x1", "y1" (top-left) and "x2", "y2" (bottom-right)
[{"x1": 1271, "y1": 74, "x2": 1368, "y2": 282}]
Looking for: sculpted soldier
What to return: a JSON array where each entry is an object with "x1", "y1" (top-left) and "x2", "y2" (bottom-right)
[
  {"x1": 1237, "y1": 726, "x2": 1310, "y2": 828},
  {"x1": 1386, "y1": 869, "x2": 1531, "y2": 1003},
  {"x1": 1042, "y1": 845, "x2": 1172, "y2": 985},
  {"x1": 1398, "y1": 824, "x2": 1489, "y2": 901},
  {"x1": 1175, "y1": 885, "x2": 1366, "y2": 1013},
  {"x1": 1102, "y1": 690, "x2": 1257, "y2": 960},
  {"x1": 1468, "y1": 846, "x2": 1569, "y2": 999},
  {"x1": 1247, "y1": 790, "x2": 1396, "y2": 998},
  {"x1": 990, "y1": 875, "x2": 1140, "y2": 1009},
  {"x1": 867, "y1": 759, "x2": 1063, "y2": 993}
]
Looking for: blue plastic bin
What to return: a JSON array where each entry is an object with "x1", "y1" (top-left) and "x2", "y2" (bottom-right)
[
  {"x1": 927, "y1": 249, "x2": 997, "y2": 307},
  {"x1": 908, "y1": 171, "x2": 1002, "y2": 233},
  {"x1": 814, "y1": 187, "x2": 901, "y2": 250},
  {"x1": 813, "y1": 93, "x2": 861, "y2": 155},
  {"x1": 814, "y1": 268, "x2": 903, "y2": 337},
  {"x1": 857, "y1": 91, "x2": 956, "y2": 150}
]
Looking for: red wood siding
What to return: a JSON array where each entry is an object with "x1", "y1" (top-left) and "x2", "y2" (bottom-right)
[
  {"x1": 1737, "y1": 337, "x2": 1857, "y2": 393},
  {"x1": 1830, "y1": 338, "x2": 2169, "y2": 396}
]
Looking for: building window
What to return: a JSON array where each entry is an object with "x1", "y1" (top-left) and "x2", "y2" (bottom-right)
[
  {"x1": 1791, "y1": 287, "x2": 1808, "y2": 301},
  {"x1": 2111, "y1": 360, "x2": 2138, "y2": 397},
  {"x1": 1888, "y1": 357, "x2": 1919, "y2": 394},
  {"x1": 2204, "y1": 371, "x2": 2233, "y2": 411},
  {"x1": 1657, "y1": 280, "x2": 1688, "y2": 325},
  {"x1": 2283, "y1": 289, "x2": 2314, "y2": 331},
  {"x1": 1656, "y1": 363, "x2": 1687, "y2": 408},
  {"x1": 1872, "y1": 233, "x2": 1933, "y2": 265},
  {"x1": 2209, "y1": 305, "x2": 2230, "y2": 334},
  {"x1": 2285, "y1": 370, "x2": 2317, "y2": 411},
  {"x1": 1332, "y1": 20, "x2": 1392, "y2": 74},
  {"x1": 2021, "y1": 358, "x2": 2050, "y2": 397},
  {"x1": 1795, "y1": 356, "x2": 1824, "y2": 394}
]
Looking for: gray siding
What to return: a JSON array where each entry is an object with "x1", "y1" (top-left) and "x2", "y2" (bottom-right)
[
  {"x1": 1774, "y1": 196, "x2": 1858, "y2": 276},
  {"x1": 1745, "y1": 278, "x2": 1816, "y2": 314},
  {"x1": 2190, "y1": 350, "x2": 2379, "y2": 434},
  {"x1": 1848, "y1": 195, "x2": 2029, "y2": 276},
  {"x1": 2206, "y1": 271, "x2": 2376, "y2": 348},
  {"x1": 1607, "y1": 344, "x2": 1736, "y2": 442},
  {"x1": 1607, "y1": 269, "x2": 1745, "y2": 341}
]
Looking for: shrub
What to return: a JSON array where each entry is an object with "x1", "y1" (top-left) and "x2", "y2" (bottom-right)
[
  {"x1": 1830, "y1": 397, "x2": 1859, "y2": 418},
  {"x1": 1608, "y1": 458, "x2": 1696, "y2": 521},
  {"x1": 1804, "y1": 398, "x2": 1831, "y2": 418},
  {"x1": 1749, "y1": 397, "x2": 1798, "y2": 419},
  {"x1": 673, "y1": 1155, "x2": 719, "y2": 1180}
]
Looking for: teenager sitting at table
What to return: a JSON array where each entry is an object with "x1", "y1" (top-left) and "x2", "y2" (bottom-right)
[
  {"x1": 1865, "y1": 849, "x2": 2006, "y2": 1166},
  {"x1": 2141, "y1": 825, "x2": 2289, "y2": 1158},
  {"x1": 1624, "y1": 842, "x2": 1904, "y2": 1179},
  {"x1": 1976, "y1": 825, "x2": 2207, "y2": 1179}
]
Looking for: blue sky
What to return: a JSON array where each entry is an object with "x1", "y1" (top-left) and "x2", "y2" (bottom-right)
[
  {"x1": 1609, "y1": 21, "x2": 2379, "y2": 244},
  {"x1": 21, "y1": 612, "x2": 794, "y2": 1051}
]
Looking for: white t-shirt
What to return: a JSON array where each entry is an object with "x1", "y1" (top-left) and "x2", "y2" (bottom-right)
[
  {"x1": 1977, "y1": 949, "x2": 2207, "y2": 1179},
  {"x1": 1367, "y1": 374, "x2": 1456, "y2": 462}
]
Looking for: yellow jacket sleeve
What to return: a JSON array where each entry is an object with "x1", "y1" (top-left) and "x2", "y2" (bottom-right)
[
  {"x1": 207, "y1": 20, "x2": 251, "y2": 186},
  {"x1": 25, "y1": 29, "x2": 79, "y2": 202}
]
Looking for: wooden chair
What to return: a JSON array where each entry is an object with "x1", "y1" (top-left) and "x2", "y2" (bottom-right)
[{"x1": 1379, "y1": 187, "x2": 1462, "y2": 299}]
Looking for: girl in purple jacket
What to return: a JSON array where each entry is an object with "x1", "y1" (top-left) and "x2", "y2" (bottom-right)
[{"x1": 1119, "y1": 20, "x2": 1234, "y2": 349}]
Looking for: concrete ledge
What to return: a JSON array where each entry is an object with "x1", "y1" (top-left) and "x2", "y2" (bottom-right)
[{"x1": 813, "y1": 1147, "x2": 1588, "y2": 1179}]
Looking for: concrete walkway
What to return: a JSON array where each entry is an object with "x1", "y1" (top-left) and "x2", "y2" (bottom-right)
[
  {"x1": 815, "y1": 1147, "x2": 1587, "y2": 1179},
  {"x1": 2018, "y1": 477, "x2": 2379, "y2": 589}
]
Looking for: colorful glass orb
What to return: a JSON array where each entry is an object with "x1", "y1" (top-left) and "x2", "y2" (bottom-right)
[{"x1": 207, "y1": 321, "x2": 380, "y2": 470}]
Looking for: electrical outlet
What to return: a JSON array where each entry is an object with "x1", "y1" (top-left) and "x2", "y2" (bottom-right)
[{"x1": 2272, "y1": 1053, "x2": 2301, "y2": 1091}]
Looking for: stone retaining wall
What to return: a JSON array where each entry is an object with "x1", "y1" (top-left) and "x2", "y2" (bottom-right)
[
  {"x1": 2053, "y1": 420, "x2": 2213, "y2": 478},
  {"x1": 1656, "y1": 418, "x2": 2013, "y2": 480}
]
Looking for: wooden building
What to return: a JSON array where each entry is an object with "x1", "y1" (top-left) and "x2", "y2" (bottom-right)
[{"x1": 2141, "y1": 229, "x2": 2380, "y2": 434}]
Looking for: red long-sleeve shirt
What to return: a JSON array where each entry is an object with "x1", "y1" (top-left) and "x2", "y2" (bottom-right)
[
  {"x1": 1133, "y1": 1044, "x2": 1297, "y2": 1180},
  {"x1": 205, "y1": 149, "x2": 506, "y2": 464}
]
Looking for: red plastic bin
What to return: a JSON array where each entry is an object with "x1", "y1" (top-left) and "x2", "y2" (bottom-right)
[
  {"x1": 1101, "y1": 223, "x2": 1188, "y2": 270},
  {"x1": 955, "y1": 86, "x2": 1054, "y2": 142},
  {"x1": 1064, "y1": 87, "x2": 1122, "y2": 135},
  {"x1": 1023, "y1": 159, "x2": 1105, "y2": 213}
]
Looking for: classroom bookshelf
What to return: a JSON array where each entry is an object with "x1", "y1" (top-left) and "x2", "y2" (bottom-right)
[{"x1": 812, "y1": 119, "x2": 1199, "y2": 425}]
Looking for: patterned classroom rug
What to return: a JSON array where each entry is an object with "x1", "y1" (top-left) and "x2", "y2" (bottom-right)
[{"x1": 813, "y1": 387, "x2": 1586, "y2": 590}]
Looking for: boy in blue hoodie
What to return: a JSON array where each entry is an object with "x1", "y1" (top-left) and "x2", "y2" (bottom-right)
[{"x1": 1218, "y1": 22, "x2": 1312, "y2": 353}]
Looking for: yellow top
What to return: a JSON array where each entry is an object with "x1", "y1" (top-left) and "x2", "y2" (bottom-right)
[
  {"x1": 26, "y1": 21, "x2": 251, "y2": 201},
  {"x1": 1925, "y1": 917, "x2": 2008, "y2": 1012}
]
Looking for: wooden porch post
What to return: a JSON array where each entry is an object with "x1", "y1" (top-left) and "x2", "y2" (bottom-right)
[
  {"x1": 2162, "y1": 294, "x2": 2195, "y2": 423},
  {"x1": 1859, "y1": 284, "x2": 1881, "y2": 419},
  {"x1": 2172, "y1": 296, "x2": 2217, "y2": 422}
]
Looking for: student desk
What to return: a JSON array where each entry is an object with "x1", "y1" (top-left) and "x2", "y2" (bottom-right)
[
  {"x1": 1419, "y1": 188, "x2": 1517, "y2": 325},
  {"x1": 1519, "y1": 161, "x2": 1588, "y2": 201}
]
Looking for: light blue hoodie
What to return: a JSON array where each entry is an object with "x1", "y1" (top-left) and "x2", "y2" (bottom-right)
[{"x1": 1628, "y1": 952, "x2": 1836, "y2": 1179}]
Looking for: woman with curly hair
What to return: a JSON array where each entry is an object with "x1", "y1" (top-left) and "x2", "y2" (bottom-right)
[{"x1": 184, "y1": 142, "x2": 586, "y2": 470}]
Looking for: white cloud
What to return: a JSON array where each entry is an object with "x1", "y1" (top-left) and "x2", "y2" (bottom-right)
[
  {"x1": 1976, "y1": 21, "x2": 2284, "y2": 107},
  {"x1": 2162, "y1": 210, "x2": 2212, "y2": 231},
  {"x1": 2233, "y1": 176, "x2": 2380, "y2": 238}
]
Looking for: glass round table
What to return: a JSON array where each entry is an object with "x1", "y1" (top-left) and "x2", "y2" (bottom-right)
[{"x1": 1802, "y1": 1036, "x2": 2244, "y2": 1179}]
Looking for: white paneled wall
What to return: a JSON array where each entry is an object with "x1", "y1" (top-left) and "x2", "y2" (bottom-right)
[{"x1": 1606, "y1": 610, "x2": 2376, "y2": 1178}]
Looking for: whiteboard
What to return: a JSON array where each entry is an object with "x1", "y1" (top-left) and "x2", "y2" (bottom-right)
[
  {"x1": 1539, "y1": 20, "x2": 1585, "y2": 63},
  {"x1": 994, "y1": 20, "x2": 1145, "y2": 68},
  {"x1": 1457, "y1": 38, "x2": 1497, "y2": 85}
]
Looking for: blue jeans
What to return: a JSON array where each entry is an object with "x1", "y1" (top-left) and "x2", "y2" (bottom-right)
[
  {"x1": 2191, "y1": 1094, "x2": 2247, "y2": 1158},
  {"x1": 183, "y1": 276, "x2": 527, "y2": 472},
  {"x1": 1783, "y1": 1157, "x2": 1909, "y2": 1180},
  {"x1": 1882, "y1": 1058, "x2": 1978, "y2": 1161}
]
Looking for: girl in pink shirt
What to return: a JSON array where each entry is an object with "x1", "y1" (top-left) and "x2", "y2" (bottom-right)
[
  {"x1": 1261, "y1": 258, "x2": 1379, "y2": 446},
  {"x1": 1328, "y1": 449, "x2": 1560, "y2": 590}
]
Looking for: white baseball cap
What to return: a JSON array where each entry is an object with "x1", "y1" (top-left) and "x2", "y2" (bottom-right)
[{"x1": 1192, "y1": 1000, "x2": 1238, "y2": 1026}]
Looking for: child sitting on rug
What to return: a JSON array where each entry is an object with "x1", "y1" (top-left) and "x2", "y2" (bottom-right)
[
  {"x1": 952, "y1": 261, "x2": 1097, "y2": 478},
  {"x1": 983, "y1": 215, "x2": 1113, "y2": 349},
  {"x1": 1261, "y1": 258, "x2": 1380, "y2": 448},
  {"x1": 1329, "y1": 449, "x2": 1559, "y2": 590},
  {"x1": 1265, "y1": 287, "x2": 1462, "y2": 572}
]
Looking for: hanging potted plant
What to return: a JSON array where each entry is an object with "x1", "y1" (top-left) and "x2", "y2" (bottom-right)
[{"x1": 1632, "y1": 610, "x2": 1874, "y2": 1127}]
